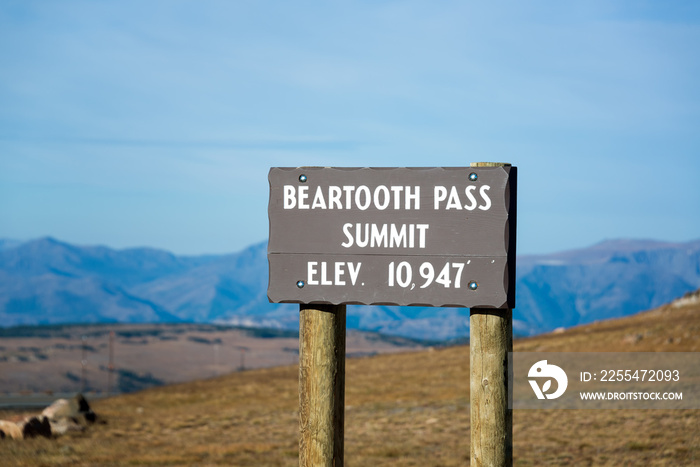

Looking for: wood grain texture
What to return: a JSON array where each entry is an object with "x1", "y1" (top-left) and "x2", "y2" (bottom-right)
[
  {"x1": 299, "y1": 303, "x2": 346, "y2": 467},
  {"x1": 470, "y1": 162, "x2": 513, "y2": 467},
  {"x1": 470, "y1": 308, "x2": 513, "y2": 466}
]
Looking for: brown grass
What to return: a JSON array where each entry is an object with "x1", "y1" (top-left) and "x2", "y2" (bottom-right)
[{"x1": 1, "y1": 298, "x2": 698, "y2": 465}]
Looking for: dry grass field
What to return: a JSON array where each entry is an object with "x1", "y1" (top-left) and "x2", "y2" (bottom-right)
[
  {"x1": 0, "y1": 324, "x2": 426, "y2": 395},
  {"x1": 1, "y1": 291, "x2": 698, "y2": 466}
]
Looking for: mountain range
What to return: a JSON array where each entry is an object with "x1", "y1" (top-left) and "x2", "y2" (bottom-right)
[{"x1": 1, "y1": 237, "x2": 699, "y2": 340}]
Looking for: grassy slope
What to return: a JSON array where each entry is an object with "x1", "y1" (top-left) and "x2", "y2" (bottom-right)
[{"x1": 1, "y1": 294, "x2": 698, "y2": 466}]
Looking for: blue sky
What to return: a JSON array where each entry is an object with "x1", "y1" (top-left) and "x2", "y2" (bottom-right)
[{"x1": 1, "y1": 1, "x2": 699, "y2": 255}]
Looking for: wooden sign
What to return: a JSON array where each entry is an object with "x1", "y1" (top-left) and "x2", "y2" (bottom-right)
[{"x1": 268, "y1": 166, "x2": 516, "y2": 308}]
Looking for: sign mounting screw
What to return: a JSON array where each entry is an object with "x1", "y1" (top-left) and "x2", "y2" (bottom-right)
[
  {"x1": 469, "y1": 172, "x2": 478, "y2": 182},
  {"x1": 468, "y1": 281, "x2": 478, "y2": 290},
  {"x1": 296, "y1": 280, "x2": 305, "y2": 288},
  {"x1": 299, "y1": 174, "x2": 308, "y2": 183}
]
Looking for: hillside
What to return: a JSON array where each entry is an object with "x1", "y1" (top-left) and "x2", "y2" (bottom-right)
[
  {"x1": 2, "y1": 237, "x2": 699, "y2": 340},
  {"x1": 1, "y1": 291, "x2": 698, "y2": 465},
  {"x1": 0, "y1": 324, "x2": 429, "y2": 395}
]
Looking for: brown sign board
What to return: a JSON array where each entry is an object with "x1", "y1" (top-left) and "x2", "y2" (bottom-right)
[{"x1": 268, "y1": 166, "x2": 517, "y2": 308}]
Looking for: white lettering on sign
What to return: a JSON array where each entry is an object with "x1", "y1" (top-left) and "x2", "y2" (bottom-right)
[
  {"x1": 284, "y1": 184, "x2": 491, "y2": 211},
  {"x1": 283, "y1": 185, "x2": 421, "y2": 210},
  {"x1": 433, "y1": 185, "x2": 491, "y2": 210},
  {"x1": 341, "y1": 223, "x2": 429, "y2": 249},
  {"x1": 307, "y1": 261, "x2": 362, "y2": 286},
  {"x1": 298, "y1": 186, "x2": 309, "y2": 209},
  {"x1": 276, "y1": 171, "x2": 505, "y2": 295}
]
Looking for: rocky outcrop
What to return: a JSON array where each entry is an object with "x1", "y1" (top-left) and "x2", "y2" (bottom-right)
[
  {"x1": 0, "y1": 420, "x2": 23, "y2": 440},
  {"x1": 42, "y1": 393, "x2": 97, "y2": 435},
  {"x1": 0, "y1": 393, "x2": 96, "y2": 440},
  {"x1": 19, "y1": 416, "x2": 52, "y2": 438}
]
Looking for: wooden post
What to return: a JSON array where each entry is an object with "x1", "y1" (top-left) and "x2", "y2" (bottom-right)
[
  {"x1": 299, "y1": 303, "x2": 346, "y2": 467},
  {"x1": 470, "y1": 162, "x2": 515, "y2": 467}
]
